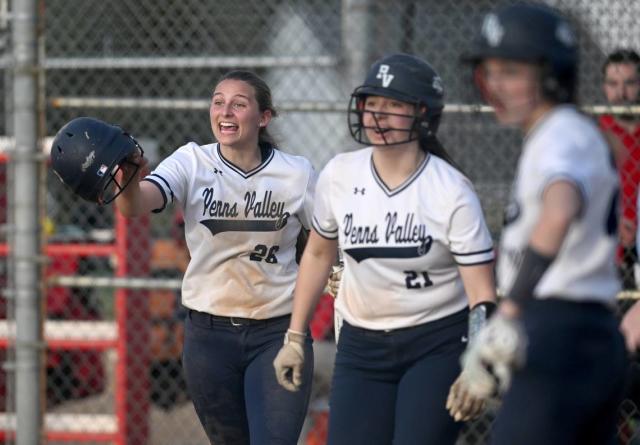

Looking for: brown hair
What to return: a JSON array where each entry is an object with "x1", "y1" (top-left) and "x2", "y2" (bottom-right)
[
  {"x1": 602, "y1": 48, "x2": 640, "y2": 75},
  {"x1": 217, "y1": 70, "x2": 279, "y2": 147}
]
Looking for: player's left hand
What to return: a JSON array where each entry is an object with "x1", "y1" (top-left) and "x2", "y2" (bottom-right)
[
  {"x1": 454, "y1": 308, "x2": 527, "y2": 400},
  {"x1": 446, "y1": 373, "x2": 486, "y2": 422},
  {"x1": 273, "y1": 330, "x2": 306, "y2": 392}
]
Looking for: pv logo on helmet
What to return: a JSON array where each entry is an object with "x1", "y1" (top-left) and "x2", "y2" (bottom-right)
[
  {"x1": 482, "y1": 13, "x2": 504, "y2": 47},
  {"x1": 376, "y1": 64, "x2": 394, "y2": 88},
  {"x1": 555, "y1": 21, "x2": 575, "y2": 48},
  {"x1": 432, "y1": 76, "x2": 444, "y2": 95}
]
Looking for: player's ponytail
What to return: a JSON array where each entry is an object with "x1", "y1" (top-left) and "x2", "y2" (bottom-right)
[
  {"x1": 216, "y1": 70, "x2": 280, "y2": 149},
  {"x1": 418, "y1": 127, "x2": 464, "y2": 174}
]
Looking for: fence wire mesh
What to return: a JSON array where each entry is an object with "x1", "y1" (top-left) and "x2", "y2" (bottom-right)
[{"x1": 0, "y1": 0, "x2": 638, "y2": 443}]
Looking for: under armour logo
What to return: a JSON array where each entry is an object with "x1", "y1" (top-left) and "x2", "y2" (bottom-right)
[
  {"x1": 353, "y1": 187, "x2": 365, "y2": 195},
  {"x1": 376, "y1": 64, "x2": 394, "y2": 88},
  {"x1": 213, "y1": 168, "x2": 223, "y2": 175}
]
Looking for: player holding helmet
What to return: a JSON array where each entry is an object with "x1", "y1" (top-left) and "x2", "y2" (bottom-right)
[
  {"x1": 454, "y1": 3, "x2": 627, "y2": 444},
  {"x1": 51, "y1": 71, "x2": 318, "y2": 445},
  {"x1": 50, "y1": 117, "x2": 144, "y2": 205},
  {"x1": 273, "y1": 53, "x2": 497, "y2": 444}
]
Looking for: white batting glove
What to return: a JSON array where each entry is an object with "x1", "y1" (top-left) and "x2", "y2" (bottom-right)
[
  {"x1": 456, "y1": 313, "x2": 527, "y2": 400},
  {"x1": 273, "y1": 330, "x2": 306, "y2": 392},
  {"x1": 326, "y1": 263, "x2": 343, "y2": 298}
]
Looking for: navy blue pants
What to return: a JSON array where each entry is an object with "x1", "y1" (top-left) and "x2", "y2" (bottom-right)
[
  {"x1": 491, "y1": 298, "x2": 627, "y2": 445},
  {"x1": 182, "y1": 309, "x2": 314, "y2": 445},
  {"x1": 327, "y1": 309, "x2": 467, "y2": 445}
]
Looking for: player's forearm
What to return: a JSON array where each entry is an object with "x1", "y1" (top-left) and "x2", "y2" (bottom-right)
[
  {"x1": 506, "y1": 182, "x2": 580, "y2": 304},
  {"x1": 289, "y1": 233, "x2": 337, "y2": 332},
  {"x1": 458, "y1": 262, "x2": 497, "y2": 308},
  {"x1": 115, "y1": 181, "x2": 145, "y2": 217},
  {"x1": 116, "y1": 180, "x2": 163, "y2": 217}
]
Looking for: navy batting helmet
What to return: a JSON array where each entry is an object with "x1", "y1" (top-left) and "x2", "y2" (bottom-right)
[
  {"x1": 50, "y1": 117, "x2": 143, "y2": 205},
  {"x1": 465, "y1": 2, "x2": 578, "y2": 103},
  {"x1": 348, "y1": 53, "x2": 444, "y2": 145}
]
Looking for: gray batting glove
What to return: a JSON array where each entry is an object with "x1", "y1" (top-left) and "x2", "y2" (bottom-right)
[
  {"x1": 273, "y1": 330, "x2": 306, "y2": 392},
  {"x1": 457, "y1": 313, "x2": 527, "y2": 400}
]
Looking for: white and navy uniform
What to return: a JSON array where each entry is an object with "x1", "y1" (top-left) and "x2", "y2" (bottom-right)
[
  {"x1": 498, "y1": 105, "x2": 620, "y2": 304},
  {"x1": 313, "y1": 147, "x2": 494, "y2": 330},
  {"x1": 144, "y1": 141, "x2": 316, "y2": 445},
  {"x1": 491, "y1": 106, "x2": 627, "y2": 445},
  {"x1": 313, "y1": 146, "x2": 494, "y2": 444},
  {"x1": 145, "y1": 142, "x2": 316, "y2": 319}
]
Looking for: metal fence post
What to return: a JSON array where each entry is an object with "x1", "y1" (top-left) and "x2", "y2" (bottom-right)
[
  {"x1": 11, "y1": 0, "x2": 42, "y2": 443},
  {"x1": 341, "y1": 0, "x2": 372, "y2": 91}
]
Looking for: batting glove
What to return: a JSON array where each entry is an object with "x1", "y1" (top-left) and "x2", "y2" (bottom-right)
[
  {"x1": 446, "y1": 373, "x2": 487, "y2": 422},
  {"x1": 326, "y1": 263, "x2": 343, "y2": 298},
  {"x1": 273, "y1": 329, "x2": 306, "y2": 392},
  {"x1": 456, "y1": 313, "x2": 527, "y2": 400}
]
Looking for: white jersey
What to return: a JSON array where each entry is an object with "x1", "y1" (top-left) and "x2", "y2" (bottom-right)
[
  {"x1": 145, "y1": 142, "x2": 317, "y2": 319},
  {"x1": 498, "y1": 105, "x2": 620, "y2": 304},
  {"x1": 313, "y1": 147, "x2": 494, "y2": 330}
]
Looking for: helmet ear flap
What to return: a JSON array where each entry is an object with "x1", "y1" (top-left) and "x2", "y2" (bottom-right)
[
  {"x1": 471, "y1": 63, "x2": 495, "y2": 106},
  {"x1": 539, "y1": 61, "x2": 573, "y2": 103},
  {"x1": 419, "y1": 113, "x2": 441, "y2": 138}
]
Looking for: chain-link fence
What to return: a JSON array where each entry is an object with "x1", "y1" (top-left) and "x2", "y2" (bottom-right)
[{"x1": 0, "y1": 0, "x2": 639, "y2": 443}]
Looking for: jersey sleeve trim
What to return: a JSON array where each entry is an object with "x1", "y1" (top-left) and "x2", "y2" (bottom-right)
[
  {"x1": 450, "y1": 247, "x2": 494, "y2": 256},
  {"x1": 455, "y1": 258, "x2": 495, "y2": 267},
  {"x1": 312, "y1": 216, "x2": 338, "y2": 240},
  {"x1": 451, "y1": 246, "x2": 495, "y2": 266},
  {"x1": 142, "y1": 175, "x2": 171, "y2": 213}
]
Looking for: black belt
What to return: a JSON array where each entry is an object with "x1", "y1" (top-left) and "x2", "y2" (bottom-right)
[{"x1": 188, "y1": 309, "x2": 290, "y2": 327}]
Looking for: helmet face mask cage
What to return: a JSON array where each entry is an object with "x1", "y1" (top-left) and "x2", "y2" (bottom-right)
[
  {"x1": 346, "y1": 53, "x2": 445, "y2": 147},
  {"x1": 97, "y1": 138, "x2": 144, "y2": 205},
  {"x1": 347, "y1": 88, "x2": 427, "y2": 146}
]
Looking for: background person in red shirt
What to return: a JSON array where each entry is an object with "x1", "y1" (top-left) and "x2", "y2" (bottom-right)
[{"x1": 599, "y1": 49, "x2": 640, "y2": 289}]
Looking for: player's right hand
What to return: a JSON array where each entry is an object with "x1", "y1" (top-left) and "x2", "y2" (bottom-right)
[
  {"x1": 619, "y1": 217, "x2": 637, "y2": 247},
  {"x1": 326, "y1": 263, "x2": 343, "y2": 298},
  {"x1": 273, "y1": 330, "x2": 306, "y2": 392}
]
